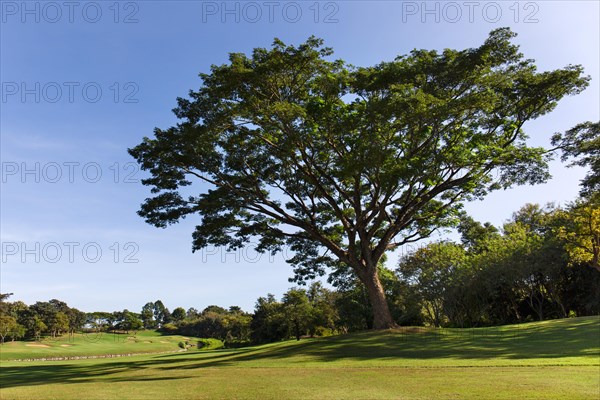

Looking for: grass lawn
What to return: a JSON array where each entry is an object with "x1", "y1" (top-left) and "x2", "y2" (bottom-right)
[
  {"x1": 1, "y1": 316, "x2": 598, "y2": 399},
  {"x1": 0, "y1": 330, "x2": 220, "y2": 361}
]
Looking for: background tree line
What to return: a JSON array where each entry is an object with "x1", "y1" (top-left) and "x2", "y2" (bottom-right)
[
  {"x1": 1, "y1": 194, "x2": 598, "y2": 344},
  {"x1": 397, "y1": 200, "x2": 599, "y2": 327},
  {"x1": 2, "y1": 132, "x2": 598, "y2": 344}
]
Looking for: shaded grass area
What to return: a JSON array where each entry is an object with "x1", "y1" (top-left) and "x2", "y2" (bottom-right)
[{"x1": 0, "y1": 317, "x2": 598, "y2": 399}]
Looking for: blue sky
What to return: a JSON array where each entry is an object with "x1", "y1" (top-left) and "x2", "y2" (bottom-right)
[{"x1": 1, "y1": 1, "x2": 599, "y2": 313}]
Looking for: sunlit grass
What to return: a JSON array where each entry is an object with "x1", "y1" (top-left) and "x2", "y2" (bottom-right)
[
  {"x1": 0, "y1": 330, "x2": 216, "y2": 361},
  {"x1": 1, "y1": 316, "x2": 598, "y2": 399}
]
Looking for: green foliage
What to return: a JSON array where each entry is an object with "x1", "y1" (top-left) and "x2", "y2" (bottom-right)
[
  {"x1": 152, "y1": 300, "x2": 171, "y2": 326},
  {"x1": 0, "y1": 316, "x2": 19, "y2": 343},
  {"x1": 398, "y1": 242, "x2": 467, "y2": 327},
  {"x1": 251, "y1": 284, "x2": 343, "y2": 343},
  {"x1": 86, "y1": 311, "x2": 114, "y2": 332},
  {"x1": 160, "y1": 323, "x2": 178, "y2": 334},
  {"x1": 222, "y1": 309, "x2": 252, "y2": 343},
  {"x1": 2, "y1": 299, "x2": 86, "y2": 340},
  {"x1": 398, "y1": 203, "x2": 600, "y2": 327},
  {"x1": 283, "y1": 288, "x2": 312, "y2": 340},
  {"x1": 552, "y1": 121, "x2": 600, "y2": 198},
  {"x1": 196, "y1": 338, "x2": 224, "y2": 350},
  {"x1": 186, "y1": 307, "x2": 200, "y2": 319},
  {"x1": 2, "y1": 197, "x2": 597, "y2": 342},
  {"x1": 51, "y1": 312, "x2": 70, "y2": 337},
  {"x1": 31, "y1": 317, "x2": 47, "y2": 341},
  {"x1": 457, "y1": 215, "x2": 499, "y2": 252},
  {"x1": 129, "y1": 29, "x2": 588, "y2": 329},
  {"x1": 171, "y1": 307, "x2": 186, "y2": 322},
  {"x1": 140, "y1": 302, "x2": 156, "y2": 329},
  {"x1": 0, "y1": 293, "x2": 13, "y2": 303},
  {"x1": 306, "y1": 282, "x2": 339, "y2": 335},
  {"x1": 113, "y1": 310, "x2": 144, "y2": 333},
  {"x1": 173, "y1": 306, "x2": 252, "y2": 343},
  {"x1": 555, "y1": 196, "x2": 600, "y2": 272},
  {"x1": 251, "y1": 294, "x2": 288, "y2": 343},
  {"x1": 202, "y1": 305, "x2": 226, "y2": 314}
]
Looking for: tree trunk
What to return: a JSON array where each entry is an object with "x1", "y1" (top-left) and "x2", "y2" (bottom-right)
[
  {"x1": 294, "y1": 321, "x2": 301, "y2": 341},
  {"x1": 360, "y1": 268, "x2": 397, "y2": 329}
]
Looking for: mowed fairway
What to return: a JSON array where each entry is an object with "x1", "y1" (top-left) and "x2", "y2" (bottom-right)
[
  {"x1": 0, "y1": 330, "x2": 219, "y2": 362},
  {"x1": 1, "y1": 317, "x2": 598, "y2": 399}
]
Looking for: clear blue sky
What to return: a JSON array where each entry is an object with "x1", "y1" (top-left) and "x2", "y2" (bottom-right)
[{"x1": 1, "y1": 1, "x2": 598, "y2": 313}]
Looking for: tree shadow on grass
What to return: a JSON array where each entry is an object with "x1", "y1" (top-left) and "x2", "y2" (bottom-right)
[
  {"x1": 1, "y1": 317, "x2": 598, "y2": 388},
  {"x1": 0, "y1": 346, "x2": 266, "y2": 389},
  {"x1": 159, "y1": 316, "x2": 600, "y2": 370},
  {"x1": 0, "y1": 357, "x2": 205, "y2": 389}
]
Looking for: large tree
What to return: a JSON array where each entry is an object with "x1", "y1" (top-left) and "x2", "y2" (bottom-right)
[{"x1": 129, "y1": 29, "x2": 588, "y2": 328}]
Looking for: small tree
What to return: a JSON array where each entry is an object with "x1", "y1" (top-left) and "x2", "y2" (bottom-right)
[
  {"x1": 398, "y1": 242, "x2": 467, "y2": 327},
  {"x1": 50, "y1": 312, "x2": 70, "y2": 337},
  {"x1": 221, "y1": 307, "x2": 253, "y2": 343},
  {"x1": 186, "y1": 307, "x2": 200, "y2": 319},
  {"x1": 282, "y1": 289, "x2": 312, "y2": 340},
  {"x1": 153, "y1": 300, "x2": 167, "y2": 327},
  {"x1": 306, "y1": 282, "x2": 338, "y2": 336},
  {"x1": 0, "y1": 316, "x2": 18, "y2": 344},
  {"x1": 9, "y1": 323, "x2": 26, "y2": 342},
  {"x1": 66, "y1": 308, "x2": 87, "y2": 336},
  {"x1": 141, "y1": 302, "x2": 156, "y2": 329},
  {"x1": 32, "y1": 317, "x2": 47, "y2": 341},
  {"x1": 118, "y1": 310, "x2": 143, "y2": 334},
  {"x1": 251, "y1": 294, "x2": 287, "y2": 343},
  {"x1": 171, "y1": 307, "x2": 187, "y2": 323}
]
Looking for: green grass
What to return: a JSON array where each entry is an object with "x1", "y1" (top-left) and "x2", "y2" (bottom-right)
[
  {"x1": 0, "y1": 330, "x2": 219, "y2": 361},
  {"x1": 1, "y1": 316, "x2": 599, "y2": 399}
]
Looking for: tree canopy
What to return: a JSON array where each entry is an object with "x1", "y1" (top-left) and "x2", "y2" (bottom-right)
[
  {"x1": 552, "y1": 121, "x2": 599, "y2": 198},
  {"x1": 556, "y1": 198, "x2": 600, "y2": 272},
  {"x1": 129, "y1": 28, "x2": 589, "y2": 328}
]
